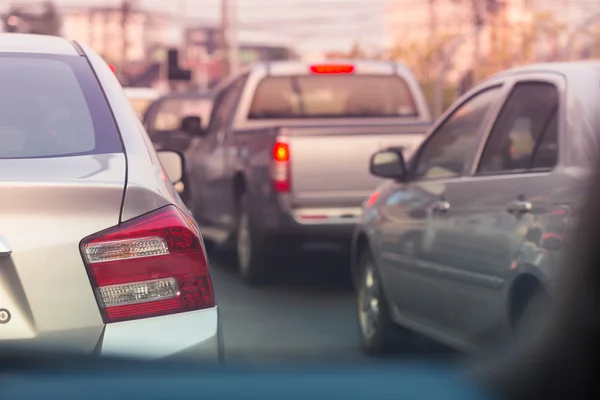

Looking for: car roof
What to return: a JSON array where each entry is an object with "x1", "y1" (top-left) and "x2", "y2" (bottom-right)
[
  {"x1": 248, "y1": 59, "x2": 414, "y2": 76},
  {"x1": 0, "y1": 33, "x2": 78, "y2": 56},
  {"x1": 157, "y1": 91, "x2": 214, "y2": 101},
  {"x1": 488, "y1": 60, "x2": 600, "y2": 80}
]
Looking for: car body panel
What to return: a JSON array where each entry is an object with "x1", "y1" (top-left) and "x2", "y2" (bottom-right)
[
  {"x1": 0, "y1": 36, "x2": 220, "y2": 361},
  {"x1": 355, "y1": 61, "x2": 600, "y2": 352},
  {"x1": 0, "y1": 155, "x2": 125, "y2": 352},
  {"x1": 187, "y1": 60, "x2": 432, "y2": 248}
]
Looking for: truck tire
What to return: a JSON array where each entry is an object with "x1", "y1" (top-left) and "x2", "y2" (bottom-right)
[
  {"x1": 356, "y1": 249, "x2": 396, "y2": 354},
  {"x1": 235, "y1": 193, "x2": 272, "y2": 285}
]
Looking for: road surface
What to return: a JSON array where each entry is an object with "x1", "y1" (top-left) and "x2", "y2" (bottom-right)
[{"x1": 210, "y1": 251, "x2": 456, "y2": 364}]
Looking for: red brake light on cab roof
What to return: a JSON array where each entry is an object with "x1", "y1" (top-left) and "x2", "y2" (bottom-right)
[
  {"x1": 309, "y1": 64, "x2": 355, "y2": 74},
  {"x1": 80, "y1": 205, "x2": 214, "y2": 323}
]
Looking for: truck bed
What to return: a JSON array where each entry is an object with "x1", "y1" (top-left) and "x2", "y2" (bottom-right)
[{"x1": 283, "y1": 122, "x2": 430, "y2": 209}]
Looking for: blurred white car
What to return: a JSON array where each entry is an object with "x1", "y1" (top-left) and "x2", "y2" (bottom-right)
[{"x1": 123, "y1": 87, "x2": 161, "y2": 119}]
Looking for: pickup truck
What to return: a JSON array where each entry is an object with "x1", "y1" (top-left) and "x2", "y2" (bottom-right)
[{"x1": 184, "y1": 60, "x2": 432, "y2": 284}]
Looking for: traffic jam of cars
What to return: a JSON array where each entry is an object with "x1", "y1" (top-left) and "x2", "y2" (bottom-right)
[{"x1": 0, "y1": 32, "x2": 590, "y2": 362}]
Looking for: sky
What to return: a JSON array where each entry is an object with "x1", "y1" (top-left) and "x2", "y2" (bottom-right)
[{"x1": 14, "y1": 0, "x2": 388, "y2": 54}]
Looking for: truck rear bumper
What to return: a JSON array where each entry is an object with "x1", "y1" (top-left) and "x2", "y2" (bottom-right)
[{"x1": 261, "y1": 205, "x2": 361, "y2": 245}]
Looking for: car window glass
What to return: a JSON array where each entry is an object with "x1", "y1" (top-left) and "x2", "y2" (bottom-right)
[
  {"x1": 412, "y1": 86, "x2": 501, "y2": 180},
  {"x1": 204, "y1": 75, "x2": 248, "y2": 148},
  {"x1": 530, "y1": 110, "x2": 558, "y2": 169},
  {"x1": 248, "y1": 75, "x2": 417, "y2": 119},
  {"x1": 152, "y1": 98, "x2": 212, "y2": 131},
  {"x1": 477, "y1": 82, "x2": 559, "y2": 174},
  {"x1": 0, "y1": 54, "x2": 121, "y2": 159}
]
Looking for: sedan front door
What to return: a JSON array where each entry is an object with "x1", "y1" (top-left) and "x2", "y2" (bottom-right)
[{"x1": 378, "y1": 84, "x2": 505, "y2": 335}]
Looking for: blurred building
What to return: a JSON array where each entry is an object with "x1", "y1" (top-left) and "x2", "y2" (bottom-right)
[
  {"x1": 57, "y1": 4, "x2": 295, "y2": 89},
  {"x1": 184, "y1": 24, "x2": 296, "y2": 89},
  {"x1": 60, "y1": 5, "x2": 170, "y2": 65}
]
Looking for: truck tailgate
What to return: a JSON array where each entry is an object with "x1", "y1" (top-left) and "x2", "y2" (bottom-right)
[{"x1": 286, "y1": 124, "x2": 428, "y2": 208}]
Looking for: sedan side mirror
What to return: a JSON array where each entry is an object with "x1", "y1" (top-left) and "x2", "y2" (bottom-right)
[
  {"x1": 157, "y1": 150, "x2": 185, "y2": 194},
  {"x1": 180, "y1": 115, "x2": 205, "y2": 137},
  {"x1": 369, "y1": 148, "x2": 407, "y2": 180}
]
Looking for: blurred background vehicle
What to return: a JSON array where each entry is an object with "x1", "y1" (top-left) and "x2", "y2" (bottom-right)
[
  {"x1": 0, "y1": 33, "x2": 220, "y2": 362},
  {"x1": 185, "y1": 60, "x2": 432, "y2": 284},
  {"x1": 123, "y1": 87, "x2": 161, "y2": 119},
  {"x1": 142, "y1": 90, "x2": 214, "y2": 154},
  {"x1": 354, "y1": 60, "x2": 596, "y2": 355}
]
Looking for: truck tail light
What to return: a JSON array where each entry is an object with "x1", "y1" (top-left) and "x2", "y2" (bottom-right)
[
  {"x1": 309, "y1": 64, "x2": 355, "y2": 74},
  {"x1": 272, "y1": 140, "x2": 291, "y2": 192},
  {"x1": 80, "y1": 205, "x2": 215, "y2": 323}
]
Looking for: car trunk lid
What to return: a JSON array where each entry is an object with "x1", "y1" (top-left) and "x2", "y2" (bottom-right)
[{"x1": 0, "y1": 154, "x2": 126, "y2": 353}]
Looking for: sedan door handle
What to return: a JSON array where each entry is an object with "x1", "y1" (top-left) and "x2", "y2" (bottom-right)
[
  {"x1": 506, "y1": 200, "x2": 532, "y2": 214},
  {"x1": 432, "y1": 200, "x2": 451, "y2": 214}
]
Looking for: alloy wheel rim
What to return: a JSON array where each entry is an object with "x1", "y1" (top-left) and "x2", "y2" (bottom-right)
[{"x1": 358, "y1": 263, "x2": 380, "y2": 340}]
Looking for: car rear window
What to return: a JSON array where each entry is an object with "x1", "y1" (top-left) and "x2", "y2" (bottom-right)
[
  {"x1": 248, "y1": 75, "x2": 418, "y2": 119},
  {"x1": 0, "y1": 53, "x2": 122, "y2": 159}
]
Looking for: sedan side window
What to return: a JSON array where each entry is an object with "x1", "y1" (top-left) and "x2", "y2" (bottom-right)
[
  {"x1": 477, "y1": 81, "x2": 559, "y2": 174},
  {"x1": 411, "y1": 86, "x2": 502, "y2": 181}
]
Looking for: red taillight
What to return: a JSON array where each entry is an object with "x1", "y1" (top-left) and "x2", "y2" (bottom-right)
[
  {"x1": 273, "y1": 142, "x2": 289, "y2": 162},
  {"x1": 367, "y1": 191, "x2": 380, "y2": 206},
  {"x1": 80, "y1": 205, "x2": 214, "y2": 323},
  {"x1": 108, "y1": 64, "x2": 117, "y2": 74},
  {"x1": 309, "y1": 64, "x2": 355, "y2": 74},
  {"x1": 272, "y1": 140, "x2": 290, "y2": 192}
]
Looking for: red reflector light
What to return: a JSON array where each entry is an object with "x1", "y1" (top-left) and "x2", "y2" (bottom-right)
[
  {"x1": 272, "y1": 140, "x2": 291, "y2": 192},
  {"x1": 80, "y1": 205, "x2": 214, "y2": 323},
  {"x1": 367, "y1": 191, "x2": 380, "y2": 206},
  {"x1": 309, "y1": 64, "x2": 355, "y2": 74}
]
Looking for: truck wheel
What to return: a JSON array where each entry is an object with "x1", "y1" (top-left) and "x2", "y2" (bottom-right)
[
  {"x1": 356, "y1": 249, "x2": 395, "y2": 355},
  {"x1": 236, "y1": 193, "x2": 271, "y2": 285}
]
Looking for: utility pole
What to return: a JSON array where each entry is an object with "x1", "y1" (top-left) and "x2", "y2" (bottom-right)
[
  {"x1": 229, "y1": 0, "x2": 238, "y2": 76},
  {"x1": 471, "y1": 0, "x2": 485, "y2": 82},
  {"x1": 428, "y1": 0, "x2": 442, "y2": 117},
  {"x1": 220, "y1": 0, "x2": 238, "y2": 79},
  {"x1": 428, "y1": 0, "x2": 437, "y2": 41},
  {"x1": 220, "y1": 0, "x2": 230, "y2": 79},
  {"x1": 121, "y1": 0, "x2": 132, "y2": 84}
]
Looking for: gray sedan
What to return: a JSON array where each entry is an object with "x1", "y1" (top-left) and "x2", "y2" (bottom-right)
[{"x1": 353, "y1": 61, "x2": 596, "y2": 354}]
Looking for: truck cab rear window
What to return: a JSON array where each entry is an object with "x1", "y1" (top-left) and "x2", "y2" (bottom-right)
[
  {"x1": 248, "y1": 75, "x2": 418, "y2": 119},
  {"x1": 0, "y1": 53, "x2": 122, "y2": 159}
]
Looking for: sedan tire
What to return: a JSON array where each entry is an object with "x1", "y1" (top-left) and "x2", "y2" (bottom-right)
[{"x1": 356, "y1": 249, "x2": 396, "y2": 355}]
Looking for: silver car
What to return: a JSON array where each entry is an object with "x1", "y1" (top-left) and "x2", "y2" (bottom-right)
[{"x1": 0, "y1": 34, "x2": 222, "y2": 361}]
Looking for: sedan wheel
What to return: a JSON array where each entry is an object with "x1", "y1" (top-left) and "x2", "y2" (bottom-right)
[
  {"x1": 356, "y1": 250, "x2": 395, "y2": 354},
  {"x1": 358, "y1": 264, "x2": 381, "y2": 340}
]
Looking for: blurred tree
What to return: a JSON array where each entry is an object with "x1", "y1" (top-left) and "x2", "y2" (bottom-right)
[
  {"x1": 347, "y1": 41, "x2": 366, "y2": 58},
  {"x1": 38, "y1": 1, "x2": 61, "y2": 36},
  {"x1": 1, "y1": 1, "x2": 61, "y2": 35}
]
